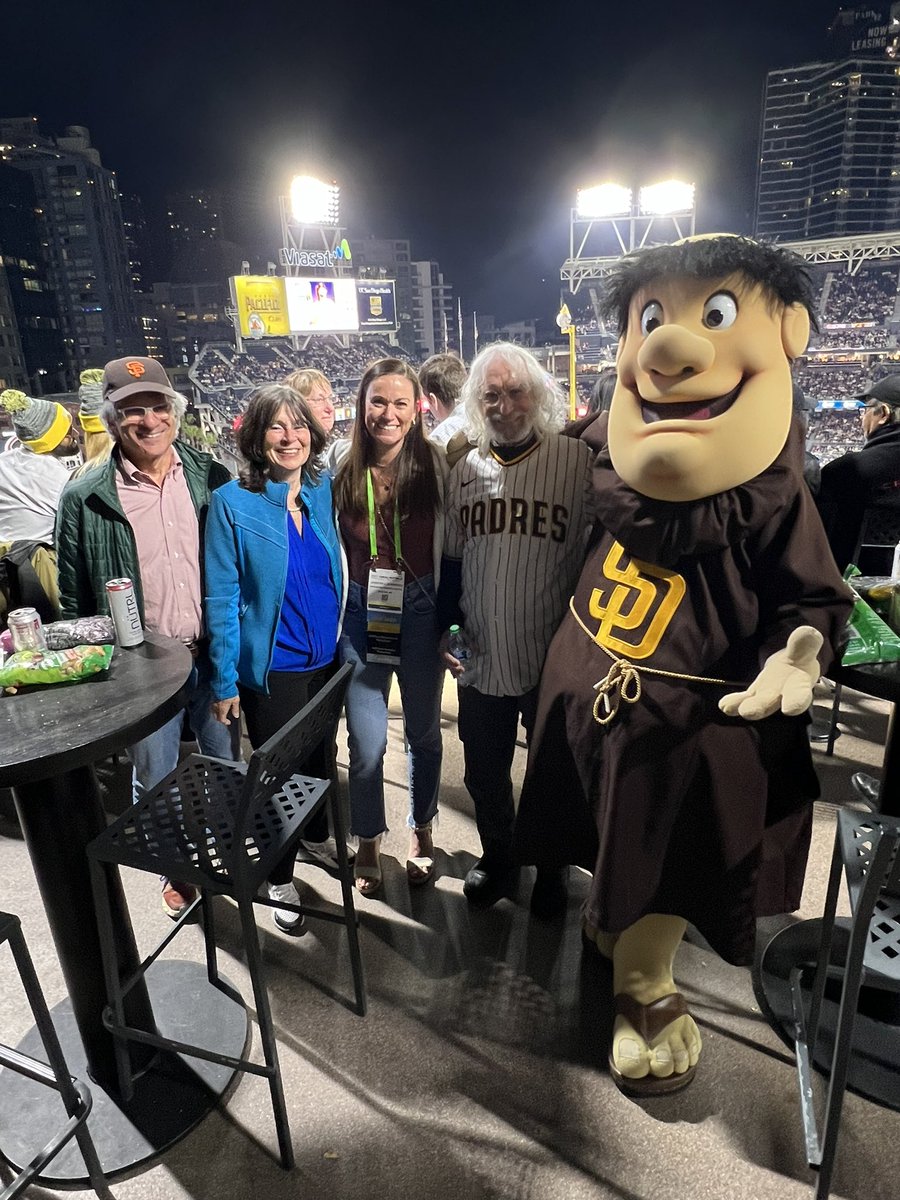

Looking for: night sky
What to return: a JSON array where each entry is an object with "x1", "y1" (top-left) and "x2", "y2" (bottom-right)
[{"x1": 8, "y1": 0, "x2": 839, "y2": 321}]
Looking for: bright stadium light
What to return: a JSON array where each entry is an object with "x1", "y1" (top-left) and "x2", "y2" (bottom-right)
[
  {"x1": 289, "y1": 175, "x2": 340, "y2": 225},
  {"x1": 576, "y1": 183, "x2": 633, "y2": 218},
  {"x1": 639, "y1": 180, "x2": 695, "y2": 216}
]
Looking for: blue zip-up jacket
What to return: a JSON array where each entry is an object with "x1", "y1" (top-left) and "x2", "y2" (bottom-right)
[{"x1": 205, "y1": 474, "x2": 345, "y2": 699}]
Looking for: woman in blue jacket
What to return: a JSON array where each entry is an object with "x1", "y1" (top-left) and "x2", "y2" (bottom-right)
[{"x1": 205, "y1": 382, "x2": 348, "y2": 934}]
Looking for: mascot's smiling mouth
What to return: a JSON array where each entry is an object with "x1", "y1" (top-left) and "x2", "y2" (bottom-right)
[{"x1": 640, "y1": 379, "x2": 743, "y2": 425}]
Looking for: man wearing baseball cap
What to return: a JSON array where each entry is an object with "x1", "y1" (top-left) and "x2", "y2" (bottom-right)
[
  {"x1": 56, "y1": 356, "x2": 238, "y2": 917},
  {"x1": 817, "y1": 373, "x2": 900, "y2": 572},
  {"x1": 0, "y1": 389, "x2": 81, "y2": 542}
]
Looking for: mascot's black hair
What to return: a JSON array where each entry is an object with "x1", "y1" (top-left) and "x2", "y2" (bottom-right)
[{"x1": 600, "y1": 236, "x2": 819, "y2": 335}]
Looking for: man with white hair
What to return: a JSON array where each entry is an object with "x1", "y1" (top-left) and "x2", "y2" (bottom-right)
[
  {"x1": 438, "y1": 342, "x2": 594, "y2": 913},
  {"x1": 56, "y1": 356, "x2": 235, "y2": 917}
]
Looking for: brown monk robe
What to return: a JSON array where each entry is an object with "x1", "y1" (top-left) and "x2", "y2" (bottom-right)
[{"x1": 513, "y1": 412, "x2": 852, "y2": 966}]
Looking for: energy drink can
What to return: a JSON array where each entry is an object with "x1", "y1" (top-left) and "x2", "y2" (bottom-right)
[
  {"x1": 7, "y1": 607, "x2": 46, "y2": 652},
  {"x1": 106, "y1": 578, "x2": 143, "y2": 647}
]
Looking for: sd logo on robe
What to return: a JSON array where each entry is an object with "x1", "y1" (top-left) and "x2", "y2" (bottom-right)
[{"x1": 588, "y1": 540, "x2": 685, "y2": 659}]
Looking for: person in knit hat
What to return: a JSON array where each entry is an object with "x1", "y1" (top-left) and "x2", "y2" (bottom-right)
[
  {"x1": 0, "y1": 388, "x2": 79, "y2": 542},
  {"x1": 71, "y1": 368, "x2": 113, "y2": 477}
]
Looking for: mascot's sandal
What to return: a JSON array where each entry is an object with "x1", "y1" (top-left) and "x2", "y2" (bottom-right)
[{"x1": 609, "y1": 993, "x2": 697, "y2": 1097}]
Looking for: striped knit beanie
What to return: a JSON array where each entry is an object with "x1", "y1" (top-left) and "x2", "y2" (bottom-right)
[
  {"x1": 0, "y1": 388, "x2": 72, "y2": 453},
  {"x1": 78, "y1": 369, "x2": 106, "y2": 433}
]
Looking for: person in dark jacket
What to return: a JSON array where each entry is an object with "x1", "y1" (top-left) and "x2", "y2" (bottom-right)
[
  {"x1": 817, "y1": 374, "x2": 900, "y2": 571},
  {"x1": 55, "y1": 356, "x2": 236, "y2": 918}
]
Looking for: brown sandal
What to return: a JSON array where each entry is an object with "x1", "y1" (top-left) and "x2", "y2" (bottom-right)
[{"x1": 608, "y1": 992, "x2": 697, "y2": 1097}]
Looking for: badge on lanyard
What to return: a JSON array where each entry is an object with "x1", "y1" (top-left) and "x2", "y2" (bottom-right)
[{"x1": 365, "y1": 469, "x2": 404, "y2": 665}]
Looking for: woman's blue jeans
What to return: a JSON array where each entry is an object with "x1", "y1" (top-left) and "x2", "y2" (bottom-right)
[{"x1": 339, "y1": 576, "x2": 443, "y2": 839}]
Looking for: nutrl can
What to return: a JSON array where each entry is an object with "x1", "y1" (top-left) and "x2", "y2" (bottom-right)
[
  {"x1": 7, "y1": 607, "x2": 47, "y2": 652},
  {"x1": 106, "y1": 578, "x2": 144, "y2": 647}
]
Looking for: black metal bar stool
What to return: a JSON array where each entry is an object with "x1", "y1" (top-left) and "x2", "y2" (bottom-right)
[
  {"x1": 0, "y1": 911, "x2": 106, "y2": 1199},
  {"x1": 87, "y1": 661, "x2": 364, "y2": 1170}
]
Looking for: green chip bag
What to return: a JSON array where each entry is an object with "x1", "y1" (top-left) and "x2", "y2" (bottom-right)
[
  {"x1": 0, "y1": 644, "x2": 114, "y2": 688},
  {"x1": 841, "y1": 566, "x2": 900, "y2": 666}
]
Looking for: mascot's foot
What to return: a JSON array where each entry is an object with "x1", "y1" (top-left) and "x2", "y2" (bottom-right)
[
  {"x1": 582, "y1": 918, "x2": 618, "y2": 960},
  {"x1": 609, "y1": 992, "x2": 700, "y2": 1097}
]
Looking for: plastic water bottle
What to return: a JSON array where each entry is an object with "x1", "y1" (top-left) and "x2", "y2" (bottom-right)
[{"x1": 448, "y1": 624, "x2": 471, "y2": 683}]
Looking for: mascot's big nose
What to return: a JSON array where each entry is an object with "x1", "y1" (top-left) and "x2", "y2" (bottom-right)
[{"x1": 637, "y1": 325, "x2": 715, "y2": 381}]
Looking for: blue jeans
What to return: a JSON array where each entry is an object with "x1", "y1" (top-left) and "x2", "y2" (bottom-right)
[
  {"x1": 339, "y1": 576, "x2": 443, "y2": 839},
  {"x1": 128, "y1": 653, "x2": 239, "y2": 803}
]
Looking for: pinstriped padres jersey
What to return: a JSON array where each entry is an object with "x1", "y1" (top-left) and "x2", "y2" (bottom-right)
[{"x1": 444, "y1": 433, "x2": 594, "y2": 696}]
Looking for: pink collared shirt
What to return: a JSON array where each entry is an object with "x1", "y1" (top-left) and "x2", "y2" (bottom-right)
[{"x1": 115, "y1": 447, "x2": 202, "y2": 642}]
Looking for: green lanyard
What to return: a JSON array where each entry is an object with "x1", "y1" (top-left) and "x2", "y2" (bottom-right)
[{"x1": 366, "y1": 469, "x2": 402, "y2": 564}]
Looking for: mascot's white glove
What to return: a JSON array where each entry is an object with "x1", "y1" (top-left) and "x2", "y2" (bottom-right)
[{"x1": 719, "y1": 626, "x2": 823, "y2": 721}]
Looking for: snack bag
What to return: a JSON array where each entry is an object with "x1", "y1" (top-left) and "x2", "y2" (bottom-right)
[
  {"x1": 0, "y1": 644, "x2": 114, "y2": 689},
  {"x1": 43, "y1": 616, "x2": 116, "y2": 650},
  {"x1": 842, "y1": 567, "x2": 900, "y2": 666}
]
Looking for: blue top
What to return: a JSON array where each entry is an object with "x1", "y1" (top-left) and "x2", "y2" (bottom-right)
[
  {"x1": 270, "y1": 515, "x2": 339, "y2": 671},
  {"x1": 205, "y1": 473, "x2": 345, "y2": 699}
]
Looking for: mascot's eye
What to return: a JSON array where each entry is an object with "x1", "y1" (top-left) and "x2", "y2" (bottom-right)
[
  {"x1": 640, "y1": 301, "x2": 663, "y2": 336},
  {"x1": 702, "y1": 293, "x2": 738, "y2": 329}
]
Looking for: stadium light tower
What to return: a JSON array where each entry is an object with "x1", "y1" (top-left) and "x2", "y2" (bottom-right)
[
  {"x1": 278, "y1": 173, "x2": 351, "y2": 279},
  {"x1": 562, "y1": 178, "x2": 696, "y2": 294}
]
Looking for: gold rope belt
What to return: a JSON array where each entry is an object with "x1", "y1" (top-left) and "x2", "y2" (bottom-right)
[{"x1": 567, "y1": 596, "x2": 747, "y2": 726}]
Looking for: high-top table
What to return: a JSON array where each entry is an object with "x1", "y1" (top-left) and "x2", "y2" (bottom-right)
[
  {"x1": 754, "y1": 657, "x2": 900, "y2": 1110},
  {"x1": 0, "y1": 633, "x2": 248, "y2": 1185}
]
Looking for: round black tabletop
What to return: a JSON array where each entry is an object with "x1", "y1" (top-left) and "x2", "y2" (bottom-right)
[{"x1": 0, "y1": 631, "x2": 193, "y2": 787}]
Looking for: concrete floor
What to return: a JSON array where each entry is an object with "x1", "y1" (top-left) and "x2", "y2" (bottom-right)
[{"x1": 1, "y1": 676, "x2": 898, "y2": 1200}]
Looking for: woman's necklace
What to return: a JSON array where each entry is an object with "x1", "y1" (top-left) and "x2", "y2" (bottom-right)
[{"x1": 371, "y1": 460, "x2": 398, "y2": 502}]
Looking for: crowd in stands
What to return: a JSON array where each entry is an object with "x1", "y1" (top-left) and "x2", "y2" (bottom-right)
[
  {"x1": 807, "y1": 409, "x2": 864, "y2": 463},
  {"x1": 794, "y1": 366, "x2": 864, "y2": 401},
  {"x1": 807, "y1": 327, "x2": 893, "y2": 351},
  {"x1": 191, "y1": 337, "x2": 414, "y2": 413},
  {"x1": 820, "y1": 267, "x2": 899, "y2": 324}
]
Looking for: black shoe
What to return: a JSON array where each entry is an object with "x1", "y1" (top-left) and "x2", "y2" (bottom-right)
[
  {"x1": 851, "y1": 771, "x2": 881, "y2": 809},
  {"x1": 463, "y1": 856, "x2": 520, "y2": 908},
  {"x1": 530, "y1": 866, "x2": 569, "y2": 920}
]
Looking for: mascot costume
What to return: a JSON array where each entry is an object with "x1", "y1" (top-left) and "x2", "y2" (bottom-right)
[{"x1": 514, "y1": 235, "x2": 852, "y2": 1095}]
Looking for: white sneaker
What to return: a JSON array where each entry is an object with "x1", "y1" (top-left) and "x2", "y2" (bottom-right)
[
  {"x1": 298, "y1": 837, "x2": 356, "y2": 870},
  {"x1": 267, "y1": 882, "x2": 305, "y2": 934}
]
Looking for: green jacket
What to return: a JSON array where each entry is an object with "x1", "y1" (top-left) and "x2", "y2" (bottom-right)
[{"x1": 55, "y1": 441, "x2": 231, "y2": 620}]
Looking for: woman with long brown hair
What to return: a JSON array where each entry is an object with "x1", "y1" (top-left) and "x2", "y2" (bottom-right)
[{"x1": 334, "y1": 358, "x2": 447, "y2": 893}]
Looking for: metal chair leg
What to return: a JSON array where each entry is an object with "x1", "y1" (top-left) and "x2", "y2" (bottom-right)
[
  {"x1": 2, "y1": 917, "x2": 107, "y2": 1198},
  {"x1": 200, "y1": 889, "x2": 219, "y2": 987},
  {"x1": 814, "y1": 830, "x2": 896, "y2": 1200},
  {"x1": 236, "y1": 897, "x2": 294, "y2": 1170},
  {"x1": 329, "y1": 789, "x2": 367, "y2": 1016},
  {"x1": 825, "y1": 682, "x2": 843, "y2": 757}
]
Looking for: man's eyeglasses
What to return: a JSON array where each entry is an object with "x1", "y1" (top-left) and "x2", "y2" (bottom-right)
[
  {"x1": 114, "y1": 401, "x2": 173, "y2": 423},
  {"x1": 859, "y1": 402, "x2": 883, "y2": 414}
]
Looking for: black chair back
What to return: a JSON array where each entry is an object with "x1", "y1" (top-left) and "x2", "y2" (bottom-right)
[{"x1": 230, "y1": 661, "x2": 352, "y2": 889}]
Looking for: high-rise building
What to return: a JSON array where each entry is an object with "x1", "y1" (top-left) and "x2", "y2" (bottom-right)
[
  {"x1": 411, "y1": 261, "x2": 456, "y2": 358},
  {"x1": 0, "y1": 118, "x2": 143, "y2": 378},
  {"x1": 755, "y1": 5, "x2": 900, "y2": 239},
  {"x1": 164, "y1": 189, "x2": 245, "y2": 283},
  {"x1": 0, "y1": 161, "x2": 67, "y2": 391}
]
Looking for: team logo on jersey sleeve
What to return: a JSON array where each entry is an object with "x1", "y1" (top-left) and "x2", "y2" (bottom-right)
[{"x1": 587, "y1": 541, "x2": 685, "y2": 659}]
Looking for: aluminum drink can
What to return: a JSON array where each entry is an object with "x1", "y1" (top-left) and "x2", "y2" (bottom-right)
[
  {"x1": 106, "y1": 578, "x2": 144, "y2": 646},
  {"x1": 7, "y1": 607, "x2": 47, "y2": 652}
]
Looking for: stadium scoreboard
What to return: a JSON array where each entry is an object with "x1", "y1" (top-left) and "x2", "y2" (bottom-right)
[{"x1": 231, "y1": 275, "x2": 397, "y2": 337}]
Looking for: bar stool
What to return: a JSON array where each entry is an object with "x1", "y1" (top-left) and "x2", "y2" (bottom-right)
[
  {"x1": 791, "y1": 810, "x2": 900, "y2": 1200},
  {"x1": 0, "y1": 911, "x2": 106, "y2": 1199}
]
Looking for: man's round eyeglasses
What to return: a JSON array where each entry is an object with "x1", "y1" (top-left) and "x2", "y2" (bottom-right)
[{"x1": 115, "y1": 401, "x2": 173, "y2": 423}]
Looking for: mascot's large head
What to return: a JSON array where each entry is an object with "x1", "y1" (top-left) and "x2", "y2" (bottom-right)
[{"x1": 603, "y1": 235, "x2": 815, "y2": 502}]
